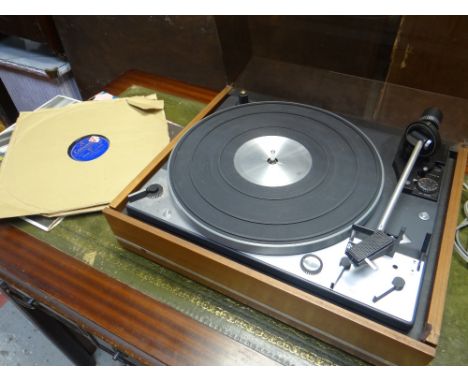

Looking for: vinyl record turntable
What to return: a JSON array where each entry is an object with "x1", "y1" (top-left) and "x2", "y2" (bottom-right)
[{"x1": 104, "y1": 86, "x2": 465, "y2": 365}]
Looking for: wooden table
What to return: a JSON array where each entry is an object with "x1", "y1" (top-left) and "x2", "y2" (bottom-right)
[{"x1": 0, "y1": 70, "x2": 467, "y2": 366}]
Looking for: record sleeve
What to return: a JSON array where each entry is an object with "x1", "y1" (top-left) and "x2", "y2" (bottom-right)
[{"x1": 0, "y1": 95, "x2": 169, "y2": 218}]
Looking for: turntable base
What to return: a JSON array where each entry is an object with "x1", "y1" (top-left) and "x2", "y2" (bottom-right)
[{"x1": 104, "y1": 85, "x2": 467, "y2": 365}]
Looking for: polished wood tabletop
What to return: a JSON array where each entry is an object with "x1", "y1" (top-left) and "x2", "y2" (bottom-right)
[{"x1": 0, "y1": 225, "x2": 277, "y2": 365}]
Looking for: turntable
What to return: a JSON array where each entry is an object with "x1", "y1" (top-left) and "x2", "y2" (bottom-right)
[{"x1": 104, "y1": 86, "x2": 467, "y2": 365}]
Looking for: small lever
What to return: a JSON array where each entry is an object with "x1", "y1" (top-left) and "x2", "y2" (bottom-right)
[
  {"x1": 330, "y1": 257, "x2": 351, "y2": 289},
  {"x1": 127, "y1": 184, "x2": 163, "y2": 202},
  {"x1": 372, "y1": 277, "x2": 405, "y2": 303},
  {"x1": 417, "y1": 233, "x2": 432, "y2": 271}
]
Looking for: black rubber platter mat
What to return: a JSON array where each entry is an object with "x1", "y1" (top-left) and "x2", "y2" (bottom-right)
[{"x1": 169, "y1": 101, "x2": 384, "y2": 255}]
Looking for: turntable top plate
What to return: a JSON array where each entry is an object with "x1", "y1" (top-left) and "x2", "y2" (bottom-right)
[{"x1": 169, "y1": 102, "x2": 384, "y2": 255}]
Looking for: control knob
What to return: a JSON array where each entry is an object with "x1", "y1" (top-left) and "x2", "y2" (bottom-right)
[
  {"x1": 300, "y1": 254, "x2": 323, "y2": 275},
  {"x1": 416, "y1": 177, "x2": 438, "y2": 194}
]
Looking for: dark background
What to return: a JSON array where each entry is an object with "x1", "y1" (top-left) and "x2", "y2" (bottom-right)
[{"x1": 1, "y1": 15, "x2": 467, "y2": 141}]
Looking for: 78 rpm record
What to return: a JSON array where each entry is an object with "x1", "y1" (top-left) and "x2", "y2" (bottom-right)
[
  {"x1": 169, "y1": 102, "x2": 384, "y2": 255},
  {"x1": 0, "y1": 96, "x2": 169, "y2": 218}
]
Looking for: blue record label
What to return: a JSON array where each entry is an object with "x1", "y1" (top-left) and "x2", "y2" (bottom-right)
[{"x1": 68, "y1": 135, "x2": 110, "y2": 161}]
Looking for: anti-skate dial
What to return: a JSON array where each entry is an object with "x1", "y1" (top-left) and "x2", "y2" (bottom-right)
[{"x1": 416, "y1": 177, "x2": 438, "y2": 194}]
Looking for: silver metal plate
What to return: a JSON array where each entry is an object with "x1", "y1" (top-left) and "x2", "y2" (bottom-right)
[
  {"x1": 127, "y1": 168, "x2": 425, "y2": 324},
  {"x1": 233, "y1": 135, "x2": 312, "y2": 187},
  {"x1": 253, "y1": 241, "x2": 423, "y2": 323}
]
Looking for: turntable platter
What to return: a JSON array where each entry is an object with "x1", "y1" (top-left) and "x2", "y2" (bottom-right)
[{"x1": 168, "y1": 102, "x2": 384, "y2": 255}]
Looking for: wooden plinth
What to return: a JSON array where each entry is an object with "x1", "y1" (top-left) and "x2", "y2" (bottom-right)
[{"x1": 104, "y1": 84, "x2": 468, "y2": 365}]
